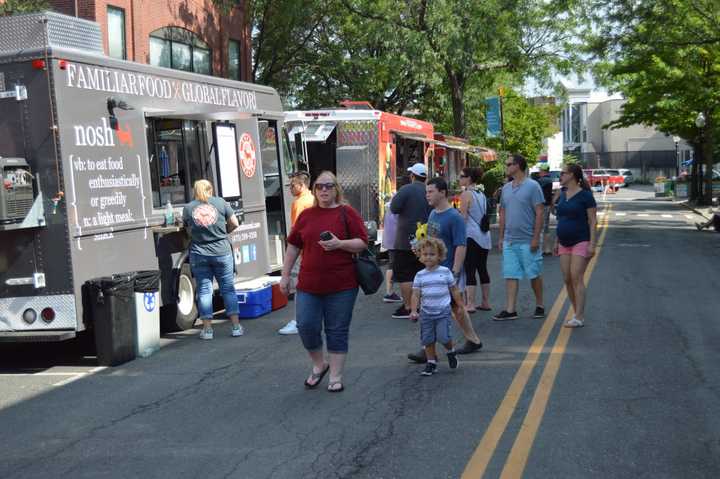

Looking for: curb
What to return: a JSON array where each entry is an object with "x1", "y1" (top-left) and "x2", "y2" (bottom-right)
[{"x1": 679, "y1": 202, "x2": 711, "y2": 220}]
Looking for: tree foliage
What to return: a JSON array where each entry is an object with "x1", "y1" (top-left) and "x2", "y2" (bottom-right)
[
  {"x1": 214, "y1": 0, "x2": 575, "y2": 161},
  {"x1": 586, "y1": 0, "x2": 720, "y2": 203},
  {"x1": 485, "y1": 90, "x2": 560, "y2": 162},
  {"x1": 0, "y1": 0, "x2": 50, "y2": 15}
]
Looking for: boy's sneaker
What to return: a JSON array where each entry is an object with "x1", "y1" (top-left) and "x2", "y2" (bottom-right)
[
  {"x1": 199, "y1": 328, "x2": 214, "y2": 340},
  {"x1": 533, "y1": 306, "x2": 545, "y2": 318},
  {"x1": 492, "y1": 310, "x2": 518, "y2": 321},
  {"x1": 391, "y1": 306, "x2": 411, "y2": 319},
  {"x1": 420, "y1": 362, "x2": 437, "y2": 376},
  {"x1": 231, "y1": 325, "x2": 244, "y2": 337},
  {"x1": 447, "y1": 351, "x2": 459, "y2": 369},
  {"x1": 383, "y1": 292, "x2": 403, "y2": 303}
]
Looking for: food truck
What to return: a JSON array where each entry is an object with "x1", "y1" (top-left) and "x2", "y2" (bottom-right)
[
  {"x1": 284, "y1": 102, "x2": 434, "y2": 244},
  {"x1": 0, "y1": 12, "x2": 296, "y2": 341}
]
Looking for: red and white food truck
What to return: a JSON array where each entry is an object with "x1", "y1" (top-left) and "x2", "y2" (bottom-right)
[{"x1": 285, "y1": 102, "x2": 434, "y2": 244}]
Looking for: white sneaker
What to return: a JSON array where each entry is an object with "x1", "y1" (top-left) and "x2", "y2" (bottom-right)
[
  {"x1": 199, "y1": 328, "x2": 214, "y2": 340},
  {"x1": 278, "y1": 320, "x2": 298, "y2": 335},
  {"x1": 564, "y1": 317, "x2": 584, "y2": 328},
  {"x1": 231, "y1": 325, "x2": 244, "y2": 337}
]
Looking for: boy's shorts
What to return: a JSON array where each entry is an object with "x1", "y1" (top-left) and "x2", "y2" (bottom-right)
[
  {"x1": 420, "y1": 308, "x2": 452, "y2": 346},
  {"x1": 502, "y1": 241, "x2": 543, "y2": 280}
]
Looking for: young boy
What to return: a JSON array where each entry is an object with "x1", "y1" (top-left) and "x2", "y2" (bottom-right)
[{"x1": 409, "y1": 237, "x2": 461, "y2": 376}]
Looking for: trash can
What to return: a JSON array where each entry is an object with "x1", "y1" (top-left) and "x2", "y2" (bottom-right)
[
  {"x1": 87, "y1": 273, "x2": 137, "y2": 367},
  {"x1": 133, "y1": 270, "x2": 161, "y2": 358}
]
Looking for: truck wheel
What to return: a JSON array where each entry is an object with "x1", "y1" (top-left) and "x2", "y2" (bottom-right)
[{"x1": 161, "y1": 264, "x2": 198, "y2": 332}]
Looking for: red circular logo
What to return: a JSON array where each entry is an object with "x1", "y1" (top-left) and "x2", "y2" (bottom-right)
[{"x1": 239, "y1": 133, "x2": 257, "y2": 178}]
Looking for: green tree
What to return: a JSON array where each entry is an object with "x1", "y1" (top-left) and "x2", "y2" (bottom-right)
[
  {"x1": 0, "y1": 0, "x2": 49, "y2": 15},
  {"x1": 586, "y1": 0, "x2": 720, "y2": 204},
  {"x1": 341, "y1": 0, "x2": 584, "y2": 139},
  {"x1": 484, "y1": 89, "x2": 559, "y2": 162}
]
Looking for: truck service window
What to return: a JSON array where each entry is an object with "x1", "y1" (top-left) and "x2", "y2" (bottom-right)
[{"x1": 148, "y1": 119, "x2": 206, "y2": 207}]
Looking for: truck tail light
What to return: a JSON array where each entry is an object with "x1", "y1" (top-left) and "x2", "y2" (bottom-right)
[
  {"x1": 41, "y1": 308, "x2": 55, "y2": 323},
  {"x1": 31, "y1": 59, "x2": 46, "y2": 70},
  {"x1": 22, "y1": 308, "x2": 37, "y2": 324}
]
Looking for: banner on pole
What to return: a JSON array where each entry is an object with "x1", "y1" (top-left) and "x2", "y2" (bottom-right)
[{"x1": 485, "y1": 96, "x2": 502, "y2": 138}]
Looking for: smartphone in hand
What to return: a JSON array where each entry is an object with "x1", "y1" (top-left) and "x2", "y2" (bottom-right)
[{"x1": 319, "y1": 231, "x2": 333, "y2": 241}]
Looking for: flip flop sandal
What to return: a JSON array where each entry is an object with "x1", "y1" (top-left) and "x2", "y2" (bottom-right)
[
  {"x1": 477, "y1": 306, "x2": 492, "y2": 311},
  {"x1": 327, "y1": 381, "x2": 344, "y2": 393},
  {"x1": 466, "y1": 308, "x2": 477, "y2": 314},
  {"x1": 304, "y1": 364, "x2": 330, "y2": 389}
]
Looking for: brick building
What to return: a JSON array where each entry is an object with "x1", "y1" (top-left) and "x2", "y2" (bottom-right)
[{"x1": 14, "y1": 0, "x2": 252, "y2": 82}]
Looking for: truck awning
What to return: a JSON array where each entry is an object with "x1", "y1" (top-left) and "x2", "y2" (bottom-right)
[{"x1": 393, "y1": 131, "x2": 433, "y2": 143}]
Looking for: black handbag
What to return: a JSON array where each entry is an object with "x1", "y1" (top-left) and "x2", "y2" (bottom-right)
[{"x1": 341, "y1": 206, "x2": 384, "y2": 295}]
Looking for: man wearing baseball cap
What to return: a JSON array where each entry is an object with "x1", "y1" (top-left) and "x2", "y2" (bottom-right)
[{"x1": 388, "y1": 163, "x2": 432, "y2": 318}]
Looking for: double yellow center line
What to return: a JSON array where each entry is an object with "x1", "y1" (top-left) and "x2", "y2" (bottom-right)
[{"x1": 462, "y1": 204, "x2": 612, "y2": 478}]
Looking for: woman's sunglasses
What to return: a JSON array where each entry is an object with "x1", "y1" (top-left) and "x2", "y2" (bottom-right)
[{"x1": 314, "y1": 182, "x2": 336, "y2": 191}]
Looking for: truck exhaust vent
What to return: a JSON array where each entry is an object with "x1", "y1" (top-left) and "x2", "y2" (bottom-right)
[{"x1": 0, "y1": 11, "x2": 103, "y2": 56}]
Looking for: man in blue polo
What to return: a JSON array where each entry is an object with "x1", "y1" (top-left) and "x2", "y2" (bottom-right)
[{"x1": 493, "y1": 154, "x2": 546, "y2": 321}]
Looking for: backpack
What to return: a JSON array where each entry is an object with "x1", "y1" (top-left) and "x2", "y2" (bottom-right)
[{"x1": 469, "y1": 190, "x2": 490, "y2": 233}]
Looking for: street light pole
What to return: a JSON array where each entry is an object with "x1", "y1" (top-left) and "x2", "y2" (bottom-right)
[
  {"x1": 695, "y1": 113, "x2": 706, "y2": 203},
  {"x1": 672, "y1": 136, "x2": 680, "y2": 178}
]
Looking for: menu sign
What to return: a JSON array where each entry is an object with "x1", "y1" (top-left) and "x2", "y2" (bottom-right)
[{"x1": 66, "y1": 116, "x2": 147, "y2": 240}]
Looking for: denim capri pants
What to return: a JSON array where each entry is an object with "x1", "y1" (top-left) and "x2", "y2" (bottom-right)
[
  {"x1": 420, "y1": 307, "x2": 453, "y2": 346},
  {"x1": 295, "y1": 287, "x2": 359, "y2": 353}
]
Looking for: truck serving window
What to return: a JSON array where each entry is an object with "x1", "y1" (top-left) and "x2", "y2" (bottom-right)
[{"x1": 148, "y1": 118, "x2": 207, "y2": 207}]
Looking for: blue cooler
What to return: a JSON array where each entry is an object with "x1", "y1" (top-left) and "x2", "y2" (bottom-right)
[{"x1": 236, "y1": 281, "x2": 272, "y2": 319}]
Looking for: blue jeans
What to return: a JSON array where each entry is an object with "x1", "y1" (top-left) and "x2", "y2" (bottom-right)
[
  {"x1": 189, "y1": 252, "x2": 238, "y2": 319},
  {"x1": 296, "y1": 288, "x2": 359, "y2": 353}
]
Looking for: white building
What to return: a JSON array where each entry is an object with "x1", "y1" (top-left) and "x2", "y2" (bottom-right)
[{"x1": 557, "y1": 83, "x2": 692, "y2": 179}]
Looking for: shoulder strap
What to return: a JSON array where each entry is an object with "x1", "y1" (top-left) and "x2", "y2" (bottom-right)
[
  {"x1": 340, "y1": 205, "x2": 350, "y2": 239},
  {"x1": 467, "y1": 190, "x2": 484, "y2": 224}
]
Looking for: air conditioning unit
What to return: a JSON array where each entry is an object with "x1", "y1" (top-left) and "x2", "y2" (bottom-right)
[{"x1": 0, "y1": 157, "x2": 40, "y2": 230}]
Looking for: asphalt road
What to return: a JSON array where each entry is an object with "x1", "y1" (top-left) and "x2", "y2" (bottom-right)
[{"x1": 1, "y1": 186, "x2": 719, "y2": 479}]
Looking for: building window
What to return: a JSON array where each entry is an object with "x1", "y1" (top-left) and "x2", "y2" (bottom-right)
[
  {"x1": 107, "y1": 7, "x2": 126, "y2": 59},
  {"x1": 228, "y1": 39, "x2": 241, "y2": 80},
  {"x1": 149, "y1": 27, "x2": 212, "y2": 75}
]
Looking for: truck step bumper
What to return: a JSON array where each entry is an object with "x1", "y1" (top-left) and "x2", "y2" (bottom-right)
[{"x1": 0, "y1": 330, "x2": 76, "y2": 342}]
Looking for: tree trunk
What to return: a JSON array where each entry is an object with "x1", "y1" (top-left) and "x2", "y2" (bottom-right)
[{"x1": 446, "y1": 66, "x2": 465, "y2": 138}]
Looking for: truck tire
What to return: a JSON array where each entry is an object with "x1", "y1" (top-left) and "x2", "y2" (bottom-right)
[{"x1": 161, "y1": 264, "x2": 198, "y2": 332}]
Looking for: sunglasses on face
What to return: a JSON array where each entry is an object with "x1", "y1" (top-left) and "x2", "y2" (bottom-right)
[
  {"x1": 314, "y1": 182, "x2": 336, "y2": 191},
  {"x1": 505, "y1": 162, "x2": 515, "y2": 167},
  {"x1": 459, "y1": 174, "x2": 468, "y2": 178}
]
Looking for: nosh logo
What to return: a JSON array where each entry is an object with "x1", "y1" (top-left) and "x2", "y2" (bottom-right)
[{"x1": 74, "y1": 118, "x2": 133, "y2": 147}]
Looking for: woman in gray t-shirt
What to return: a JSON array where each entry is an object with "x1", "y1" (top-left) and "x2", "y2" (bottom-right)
[
  {"x1": 182, "y1": 180, "x2": 241, "y2": 340},
  {"x1": 458, "y1": 167, "x2": 492, "y2": 313}
]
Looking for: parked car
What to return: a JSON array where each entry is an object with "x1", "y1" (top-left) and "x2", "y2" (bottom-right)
[
  {"x1": 618, "y1": 169, "x2": 634, "y2": 186},
  {"x1": 584, "y1": 169, "x2": 624, "y2": 190}
]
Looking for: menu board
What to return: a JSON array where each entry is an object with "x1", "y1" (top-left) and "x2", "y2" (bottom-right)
[{"x1": 214, "y1": 124, "x2": 241, "y2": 199}]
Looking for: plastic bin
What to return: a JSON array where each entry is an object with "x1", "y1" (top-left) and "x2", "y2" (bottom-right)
[
  {"x1": 236, "y1": 280, "x2": 272, "y2": 319},
  {"x1": 87, "y1": 273, "x2": 137, "y2": 367},
  {"x1": 133, "y1": 270, "x2": 161, "y2": 358}
]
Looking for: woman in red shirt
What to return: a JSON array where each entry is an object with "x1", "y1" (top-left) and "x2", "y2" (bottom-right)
[{"x1": 279, "y1": 171, "x2": 368, "y2": 392}]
